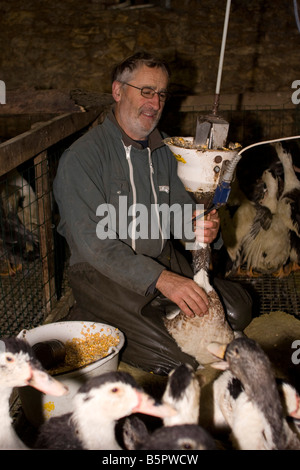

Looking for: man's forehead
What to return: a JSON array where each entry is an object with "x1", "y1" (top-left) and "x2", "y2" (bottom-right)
[{"x1": 131, "y1": 64, "x2": 169, "y2": 87}]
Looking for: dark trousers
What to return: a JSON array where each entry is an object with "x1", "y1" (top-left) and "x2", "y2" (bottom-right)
[
  {"x1": 66, "y1": 241, "x2": 252, "y2": 375},
  {"x1": 67, "y1": 241, "x2": 199, "y2": 375}
]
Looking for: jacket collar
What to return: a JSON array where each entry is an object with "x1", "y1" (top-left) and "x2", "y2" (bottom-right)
[{"x1": 107, "y1": 107, "x2": 165, "y2": 151}]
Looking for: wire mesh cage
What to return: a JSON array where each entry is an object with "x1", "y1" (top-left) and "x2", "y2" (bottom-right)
[
  {"x1": 0, "y1": 103, "x2": 299, "y2": 340},
  {"x1": 0, "y1": 128, "x2": 87, "y2": 337}
]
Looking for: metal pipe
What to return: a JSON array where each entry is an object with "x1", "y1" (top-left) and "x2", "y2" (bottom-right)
[{"x1": 212, "y1": 0, "x2": 232, "y2": 115}]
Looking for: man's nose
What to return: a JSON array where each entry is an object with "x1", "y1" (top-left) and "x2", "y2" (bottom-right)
[{"x1": 150, "y1": 92, "x2": 162, "y2": 109}]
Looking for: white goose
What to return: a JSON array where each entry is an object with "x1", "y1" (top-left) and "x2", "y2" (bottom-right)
[
  {"x1": 0, "y1": 337, "x2": 68, "y2": 450},
  {"x1": 208, "y1": 337, "x2": 300, "y2": 450},
  {"x1": 35, "y1": 370, "x2": 176, "y2": 450}
]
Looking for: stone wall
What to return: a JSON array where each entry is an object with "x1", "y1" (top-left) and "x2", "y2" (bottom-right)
[{"x1": 1, "y1": 0, "x2": 299, "y2": 97}]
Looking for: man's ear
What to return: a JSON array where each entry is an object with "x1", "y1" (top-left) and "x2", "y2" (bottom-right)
[{"x1": 112, "y1": 80, "x2": 122, "y2": 102}]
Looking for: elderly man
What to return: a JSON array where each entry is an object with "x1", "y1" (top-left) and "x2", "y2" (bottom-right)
[{"x1": 54, "y1": 51, "x2": 251, "y2": 374}]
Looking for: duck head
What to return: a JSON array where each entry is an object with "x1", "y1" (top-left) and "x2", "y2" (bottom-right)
[{"x1": 0, "y1": 338, "x2": 68, "y2": 396}]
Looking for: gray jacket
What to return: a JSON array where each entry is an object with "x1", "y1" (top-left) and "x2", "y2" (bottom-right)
[{"x1": 54, "y1": 109, "x2": 196, "y2": 296}]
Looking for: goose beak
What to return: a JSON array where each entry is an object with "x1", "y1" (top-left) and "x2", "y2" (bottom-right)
[
  {"x1": 27, "y1": 367, "x2": 69, "y2": 396},
  {"x1": 207, "y1": 342, "x2": 229, "y2": 370},
  {"x1": 132, "y1": 390, "x2": 177, "y2": 419}
]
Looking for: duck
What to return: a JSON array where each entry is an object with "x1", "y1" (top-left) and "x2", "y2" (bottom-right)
[
  {"x1": 135, "y1": 423, "x2": 217, "y2": 450},
  {"x1": 0, "y1": 169, "x2": 39, "y2": 236},
  {"x1": 162, "y1": 363, "x2": 201, "y2": 426},
  {"x1": 122, "y1": 363, "x2": 201, "y2": 450},
  {"x1": 207, "y1": 337, "x2": 300, "y2": 450},
  {"x1": 34, "y1": 370, "x2": 177, "y2": 450},
  {"x1": 231, "y1": 169, "x2": 290, "y2": 276},
  {"x1": 123, "y1": 416, "x2": 216, "y2": 450},
  {"x1": 0, "y1": 184, "x2": 39, "y2": 276},
  {"x1": 275, "y1": 142, "x2": 300, "y2": 274},
  {"x1": 221, "y1": 142, "x2": 300, "y2": 278},
  {"x1": 0, "y1": 337, "x2": 68, "y2": 450},
  {"x1": 164, "y1": 236, "x2": 234, "y2": 366}
]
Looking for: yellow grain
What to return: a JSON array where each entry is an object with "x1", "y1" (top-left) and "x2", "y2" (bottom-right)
[{"x1": 49, "y1": 327, "x2": 120, "y2": 375}]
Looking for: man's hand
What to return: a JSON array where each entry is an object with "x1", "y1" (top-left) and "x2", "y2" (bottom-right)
[
  {"x1": 156, "y1": 270, "x2": 209, "y2": 318},
  {"x1": 194, "y1": 209, "x2": 220, "y2": 244}
]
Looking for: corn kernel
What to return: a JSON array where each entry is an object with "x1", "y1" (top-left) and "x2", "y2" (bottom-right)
[{"x1": 49, "y1": 326, "x2": 119, "y2": 375}]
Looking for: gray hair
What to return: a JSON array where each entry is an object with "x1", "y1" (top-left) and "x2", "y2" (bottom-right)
[{"x1": 111, "y1": 51, "x2": 170, "y2": 83}]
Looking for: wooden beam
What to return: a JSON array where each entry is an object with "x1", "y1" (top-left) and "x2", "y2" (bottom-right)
[
  {"x1": 0, "y1": 107, "x2": 103, "y2": 177},
  {"x1": 34, "y1": 150, "x2": 55, "y2": 313}
]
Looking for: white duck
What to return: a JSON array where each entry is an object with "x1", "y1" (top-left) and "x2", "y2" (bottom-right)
[
  {"x1": 208, "y1": 337, "x2": 300, "y2": 450},
  {"x1": 164, "y1": 234, "x2": 234, "y2": 366},
  {"x1": 35, "y1": 370, "x2": 176, "y2": 450},
  {"x1": 0, "y1": 337, "x2": 68, "y2": 450}
]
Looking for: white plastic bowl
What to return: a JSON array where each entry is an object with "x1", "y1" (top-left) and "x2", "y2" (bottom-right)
[{"x1": 17, "y1": 321, "x2": 125, "y2": 427}]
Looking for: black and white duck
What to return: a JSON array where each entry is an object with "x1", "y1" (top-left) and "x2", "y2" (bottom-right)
[
  {"x1": 136, "y1": 423, "x2": 217, "y2": 450},
  {"x1": 122, "y1": 363, "x2": 202, "y2": 450},
  {"x1": 0, "y1": 337, "x2": 68, "y2": 450},
  {"x1": 275, "y1": 142, "x2": 300, "y2": 274},
  {"x1": 162, "y1": 363, "x2": 201, "y2": 426},
  {"x1": 222, "y1": 142, "x2": 300, "y2": 277},
  {"x1": 35, "y1": 370, "x2": 176, "y2": 450},
  {"x1": 207, "y1": 337, "x2": 300, "y2": 450}
]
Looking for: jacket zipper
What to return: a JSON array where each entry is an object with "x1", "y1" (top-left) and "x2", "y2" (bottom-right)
[
  {"x1": 124, "y1": 144, "x2": 137, "y2": 251},
  {"x1": 124, "y1": 143, "x2": 164, "y2": 252},
  {"x1": 148, "y1": 148, "x2": 164, "y2": 251}
]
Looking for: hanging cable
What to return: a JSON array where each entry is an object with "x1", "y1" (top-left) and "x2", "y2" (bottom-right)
[{"x1": 294, "y1": 0, "x2": 300, "y2": 33}]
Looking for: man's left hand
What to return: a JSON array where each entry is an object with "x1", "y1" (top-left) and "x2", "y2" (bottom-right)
[{"x1": 194, "y1": 209, "x2": 220, "y2": 244}]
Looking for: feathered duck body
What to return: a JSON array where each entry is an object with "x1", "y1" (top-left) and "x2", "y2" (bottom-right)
[
  {"x1": 0, "y1": 337, "x2": 68, "y2": 450},
  {"x1": 162, "y1": 363, "x2": 201, "y2": 426},
  {"x1": 123, "y1": 363, "x2": 201, "y2": 450},
  {"x1": 221, "y1": 142, "x2": 300, "y2": 277},
  {"x1": 35, "y1": 371, "x2": 177, "y2": 450},
  {"x1": 208, "y1": 337, "x2": 300, "y2": 450},
  {"x1": 276, "y1": 143, "x2": 300, "y2": 273},
  {"x1": 233, "y1": 169, "x2": 290, "y2": 275},
  {"x1": 164, "y1": 242, "x2": 234, "y2": 366}
]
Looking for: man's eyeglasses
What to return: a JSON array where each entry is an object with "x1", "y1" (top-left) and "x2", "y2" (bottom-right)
[{"x1": 121, "y1": 82, "x2": 170, "y2": 102}]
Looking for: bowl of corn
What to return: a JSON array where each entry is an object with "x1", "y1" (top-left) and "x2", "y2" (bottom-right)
[{"x1": 17, "y1": 321, "x2": 125, "y2": 426}]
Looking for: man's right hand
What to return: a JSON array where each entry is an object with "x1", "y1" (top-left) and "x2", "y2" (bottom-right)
[{"x1": 156, "y1": 270, "x2": 209, "y2": 318}]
